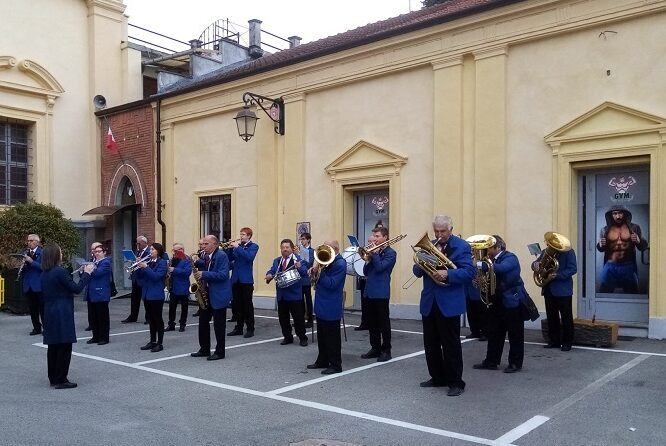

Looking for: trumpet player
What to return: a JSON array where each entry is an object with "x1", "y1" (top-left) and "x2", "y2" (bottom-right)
[
  {"x1": 136, "y1": 243, "x2": 168, "y2": 353},
  {"x1": 360, "y1": 227, "x2": 396, "y2": 362},
  {"x1": 298, "y1": 233, "x2": 315, "y2": 328},
  {"x1": 473, "y1": 236, "x2": 526, "y2": 373},
  {"x1": 414, "y1": 216, "x2": 475, "y2": 397},
  {"x1": 228, "y1": 228, "x2": 259, "y2": 338},
  {"x1": 307, "y1": 240, "x2": 346, "y2": 375},
  {"x1": 190, "y1": 235, "x2": 232, "y2": 361},
  {"x1": 22, "y1": 234, "x2": 44, "y2": 336},
  {"x1": 166, "y1": 243, "x2": 192, "y2": 332},
  {"x1": 265, "y1": 239, "x2": 309, "y2": 346},
  {"x1": 532, "y1": 237, "x2": 577, "y2": 351},
  {"x1": 121, "y1": 236, "x2": 150, "y2": 324},
  {"x1": 83, "y1": 243, "x2": 111, "y2": 345}
]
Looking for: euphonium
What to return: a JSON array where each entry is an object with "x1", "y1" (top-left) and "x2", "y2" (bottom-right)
[
  {"x1": 466, "y1": 234, "x2": 497, "y2": 306},
  {"x1": 189, "y1": 254, "x2": 209, "y2": 310},
  {"x1": 533, "y1": 231, "x2": 571, "y2": 287},
  {"x1": 309, "y1": 244, "x2": 335, "y2": 286},
  {"x1": 411, "y1": 233, "x2": 457, "y2": 286}
]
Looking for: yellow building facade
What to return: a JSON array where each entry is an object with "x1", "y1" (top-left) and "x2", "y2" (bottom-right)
[{"x1": 145, "y1": 0, "x2": 666, "y2": 338}]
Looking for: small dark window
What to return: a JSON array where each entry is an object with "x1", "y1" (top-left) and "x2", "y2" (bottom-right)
[
  {"x1": 0, "y1": 121, "x2": 30, "y2": 205},
  {"x1": 200, "y1": 195, "x2": 231, "y2": 241}
]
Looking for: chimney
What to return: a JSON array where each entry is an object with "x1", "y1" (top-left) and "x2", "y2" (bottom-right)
[
  {"x1": 189, "y1": 39, "x2": 203, "y2": 49},
  {"x1": 248, "y1": 19, "x2": 264, "y2": 58},
  {"x1": 288, "y1": 36, "x2": 302, "y2": 48}
]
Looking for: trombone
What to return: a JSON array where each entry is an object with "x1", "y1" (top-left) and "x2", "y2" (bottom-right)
[
  {"x1": 125, "y1": 255, "x2": 151, "y2": 273},
  {"x1": 357, "y1": 234, "x2": 407, "y2": 261}
]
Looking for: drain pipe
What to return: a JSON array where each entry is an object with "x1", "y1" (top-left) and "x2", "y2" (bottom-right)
[{"x1": 155, "y1": 98, "x2": 167, "y2": 245}]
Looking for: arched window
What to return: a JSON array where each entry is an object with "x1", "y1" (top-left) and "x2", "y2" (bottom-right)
[{"x1": 116, "y1": 176, "x2": 136, "y2": 206}]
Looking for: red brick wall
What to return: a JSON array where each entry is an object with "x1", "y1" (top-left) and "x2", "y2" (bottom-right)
[{"x1": 99, "y1": 105, "x2": 155, "y2": 244}]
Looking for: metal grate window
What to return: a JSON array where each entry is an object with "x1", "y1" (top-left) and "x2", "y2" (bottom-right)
[
  {"x1": 200, "y1": 195, "x2": 231, "y2": 242},
  {"x1": 0, "y1": 121, "x2": 30, "y2": 205}
]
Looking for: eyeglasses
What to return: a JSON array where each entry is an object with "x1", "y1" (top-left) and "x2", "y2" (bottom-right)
[
  {"x1": 92, "y1": 249, "x2": 103, "y2": 253},
  {"x1": 28, "y1": 239, "x2": 39, "y2": 242}
]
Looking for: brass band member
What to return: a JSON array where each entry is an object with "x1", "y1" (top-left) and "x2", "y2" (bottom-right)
[
  {"x1": 307, "y1": 240, "x2": 347, "y2": 375},
  {"x1": 122, "y1": 236, "x2": 150, "y2": 324},
  {"x1": 298, "y1": 232, "x2": 315, "y2": 328},
  {"x1": 192, "y1": 238, "x2": 205, "y2": 318},
  {"x1": 84, "y1": 242, "x2": 102, "y2": 332},
  {"x1": 191, "y1": 235, "x2": 232, "y2": 361},
  {"x1": 136, "y1": 243, "x2": 168, "y2": 352},
  {"x1": 473, "y1": 236, "x2": 526, "y2": 373},
  {"x1": 414, "y1": 215, "x2": 475, "y2": 396},
  {"x1": 265, "y1": 239, "x2": 309, "y2": 346},
  {"x1": 166, "y1": 243, "x2": 192, "y2": 332},
  {"x1": 22, "y1": 234, "x2": 44, "y2": 336},
  {"x1": 84, "y1": 243, "x2": 112, "y2": 345},
  {"x1": 228, "y1": 227, "x2": 259, "y2": 338},
  {"x1": 360, "y1": 226, "x2": 397, "y2": 362}
]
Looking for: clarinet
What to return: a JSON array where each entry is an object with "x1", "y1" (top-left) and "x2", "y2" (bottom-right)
[{"x1": 16, "y1": 249, "x2": 31, "y2": 282}]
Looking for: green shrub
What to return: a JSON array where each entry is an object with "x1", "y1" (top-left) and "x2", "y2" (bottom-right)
[{"x1": 0, "y1": 201, "x2": 80, "y2": 269}]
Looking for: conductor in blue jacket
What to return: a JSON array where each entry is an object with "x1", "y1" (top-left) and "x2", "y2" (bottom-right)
[
  {"x1": 228, "y1": 227, "x2": 259, "y2": 338},
  {"x1": 136, "y1": 243, "x2": 168, "y2": 352},
  {"x1": 360, "y1": 226, "x2": 397, "y2": 363},
  {"x1": 473, "y1": 235, "x2": 526, "y2": 373},
  {"x1": 414, "y1": 215, "x2": 476, "y2": 397},
  {"x1": 265, "y1": 239, "x2": 309, "y2": 346},
  {"x1": 40, "y1": 243, "x2": 94, "y2": 389},
  {"x1": 22, "y1": 234, "x2": 44, "y2": 335},
  {"x1": 307, "y1": 240, "x2": 347, "y2": 375},
  {"x1": 84, "y1": 243, "x2": 112, "y2": 345},
  {"x1": 191, "y1": 235, "x2": 232, "y2": 361},
  {"x1": 532, "y1": 239, "x2": 577, "y2": 351}
]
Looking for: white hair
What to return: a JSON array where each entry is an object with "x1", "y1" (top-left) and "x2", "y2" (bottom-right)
[
  {"x1": 432, "y1": 215, "x2": 453, "y2": 228},
  {"x1": 136, "y1": 236, "x2": 148, "y2": 244}
]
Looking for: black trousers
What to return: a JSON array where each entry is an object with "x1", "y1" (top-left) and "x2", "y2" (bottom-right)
[
  {"x1": 233, "y1": 283, "x2": 255, "y2": 332},
  {"x1": 466, "y1": 298, "x2": 488, "y2": 336},
  {"x1": 168, "y1": 294, "x2": 189, "y2": 327},
  {"x1": 26, "y1": 290, "x2": 42, "y2": 331},
  {"x1": 127, "y1": 283, "x2": 143, "y2": 321},
  {"x1": 422, "y1": 305, "x2": 465, "y2": 389},
  {"x1": 544, "y1": 291, "x2": 574, "y2": 347},
  {"x1": 87, "y1": 300, "x2": 94, "y2": 329},
  {"x1": 47, "y1": 343, "x2": 72, "y2": 385},
  {"x1": 358, "y1": 277, "x2": 368, "y2": 327},
  {"x1": 302, "y1": 285, "x2": 313, "y2": 322},
  {"x1": 198, "y1": 306, "x2": 227, "y2": 355},
  {"x1": 314, "y1": 318, "x2": 342, "y2": 371},
  {"x1": 144, "y1": 300, "x2": 165, "y2": 344},
  {"x1": 278, "y1": 299, "x2": 307, "y2": 340},
  {"x1": 484, "y1": 302, "x2": 524, "y2": 368},
  {"x1": 90, "y1": 301, "x2": 110, "y2": 342},
  {"x1": 367, "y1": 298, "x2": 391, "y2": 352}
]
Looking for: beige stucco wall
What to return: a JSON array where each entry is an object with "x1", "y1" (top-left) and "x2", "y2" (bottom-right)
[{"x1": 0, "y1": 0, "x2": 142, "y2": 220}]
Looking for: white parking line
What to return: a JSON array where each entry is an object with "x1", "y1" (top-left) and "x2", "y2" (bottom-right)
[
  {"x1": 31, "y1": 343, "x2": 514, "y2": 446},
  {"x1": 524, "y1": 341, "x2": 666, "y2": 357},
  {"x1": 495, "y1": 416, "x2": 550, "y2": 444}
]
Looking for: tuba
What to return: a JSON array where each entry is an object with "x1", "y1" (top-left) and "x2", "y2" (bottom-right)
[
  {"x1": 309, "y1": 244, "x2": 335, "y2": 286},
  {"x1": 189, "y1": 253, "x2": 209, "y2": 310},
  {"x1": 411, "y1": 233, "x2": 457, "y2": 286},
  {"x1": 466, "y1": 234, "x2": 497, "y2": 306},
  {"x1": 533, "y1": 232, "x2": 571, "y2": 287}
]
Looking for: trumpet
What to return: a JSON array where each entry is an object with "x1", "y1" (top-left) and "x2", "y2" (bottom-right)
[
  {"x1": 220, "y1": 238, "x2": 241, "y2": 249},
  {"x1": 125, "y1": 255, "x2": 151, "y2": 273},
  {"x1": 72, "y1": 261, "x2": 97, "y2": 275}
]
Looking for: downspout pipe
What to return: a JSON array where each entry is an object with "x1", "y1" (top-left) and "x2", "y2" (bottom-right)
[{"x1": 156, "y1": 99, "x2": 167, "y2": 245}]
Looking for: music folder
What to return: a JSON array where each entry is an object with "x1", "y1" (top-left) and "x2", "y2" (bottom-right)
[
  {"x1": 122, "y1": 249, "x2": 137, "y2": 261},
  {"x1": 527, "y1": 243, "x2": 542, "y2": 256},
  {"x1": 347, "y1": 235, "x2": 360, "y2": 247}
]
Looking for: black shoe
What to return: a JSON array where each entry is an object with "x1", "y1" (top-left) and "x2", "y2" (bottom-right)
[
  {"x1": 192, "y1": 311, "x2": 200, "y2": 317},
  {"x1": 307, "y1": 363, "x2": 327, "y2": 369},
  {"x1": 321, "y1": 367, "x2": 342, "y2": 375},
  {"x1": 150, "y1": 344, "x2": 163, "y2": 353},
  {"x1": 121, "y1": 318, "x2": 136, "y2": 324},
  {"x1": 544, "y1": 343, "x2": 561, "y2": 349},
  {"x1": 179, "y1": 326, "x2": 186, "y2": 332},
  {"x1": 354, "y1": 325, "x2": 368, "y2": 331},
  {"x1": 243, "y1": 330, "x2": 254, "y2": 338},
  {"x1": 190, "y1": 350, "x2": 211, "y2": 357},
  {"x1": 477, "y1": 336, "x2": 488, "y2": 342},
  {"x1": 207, "y1": 353, "x2": 224, "y2": 361},
  {"x1": 165, "y1": 325, "x2": 176, "y2": 332},
  {"x1": 361, "y1": 349, "x2": 381, "y2": 359},
  {"x1": 299, "y1": 338, "x2": 308, "y2": 347},
  {"x1": 54, "y1": 382, "x2": 77, "y2": 389},
  {"x1": 280, "y1": 338, "x2": 294, "y2": 345},
  {"x1": 227, "y1": 317, "x2": 237, "y2": 322},
  {"x1": 465, "y1": 333, "x2": 480, "y2": 339},
  {"x1": 29, "y1": 329, "x2": 42, "y2": 336},
  {"x1": 377, "y1": 351, "x2": 392, "y2": 362},
  {"x1": 305, "y1": 320, "x2": 313, "y2": 328},
  {"x1": 503, "y1": 364, "x2": 522, "y2": 373},
  {"x1": 420, "y1": 378, "x2": 446, "y2": 388},
  {"x1": 86, "y1": 339, "x2": 99, "y2": 344},
  {"x1": 84, "y1": 326, "x2": 92, "y2": 332},
  {"x1": 140, "y1": 342, "x2": 156, "y2": 350},
  {"x1": 227, "y1": 329, "x2": 243, "y2": 336},
  {"x1": 473, "y1": 362, "x2": 498, "y2": 370},
  {"x1": 97, "y1": 340, "x2": 109, "y2": 345},
  {"x1": 447, "y1": 386, "x2": 464, "y2": 397},
  {"x1": 143, "y1": 321, "x2": 149, "y2": 325},
  {"x1": 561, "y1": 345, "x2": 572, "y2": 352}
]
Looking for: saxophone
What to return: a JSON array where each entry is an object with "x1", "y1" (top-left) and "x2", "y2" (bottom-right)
[{"x1": 188, "y1": 253, "x2": 209, "y2": 310}]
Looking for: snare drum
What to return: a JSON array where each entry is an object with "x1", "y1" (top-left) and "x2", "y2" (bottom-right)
[
  {"x1": 275, "y1": 268, "x2": 301, "y2": 288},
  {"x1": 342, "y1": 246, "x2": 365, "y2": 277}
]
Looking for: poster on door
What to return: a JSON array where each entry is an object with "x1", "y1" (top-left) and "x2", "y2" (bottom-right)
[{"x1": 594, "y1": 172, "x2": 649, "y2": 294}]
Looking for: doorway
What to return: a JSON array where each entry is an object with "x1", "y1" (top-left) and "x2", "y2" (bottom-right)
[{"x1": 579, "y1": 167, "x2": 650, "y2": 326}]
